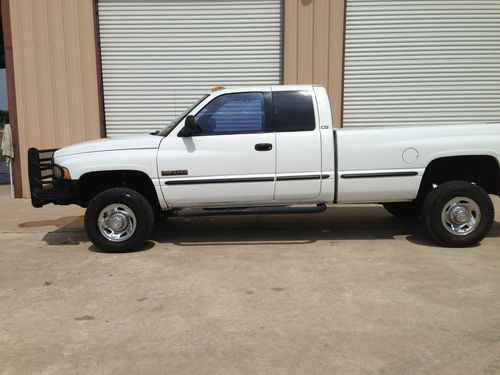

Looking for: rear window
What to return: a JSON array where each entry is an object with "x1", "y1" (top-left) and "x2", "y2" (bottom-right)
[{"x1": 273, "y1": 91, "x2": 316, "y2": 132}]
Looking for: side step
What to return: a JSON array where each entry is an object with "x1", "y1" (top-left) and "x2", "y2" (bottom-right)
[{"x1": 172, "y1": 204, "x2": 327, "y2": 218}]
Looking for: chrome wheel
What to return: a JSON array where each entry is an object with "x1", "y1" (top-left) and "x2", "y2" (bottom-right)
[
  {"x1": 441, "y1": 196, "x2": 481, "y2": 236},
  {"x1": 98, "y1": 204, "x2": 137, "y2": 242}
]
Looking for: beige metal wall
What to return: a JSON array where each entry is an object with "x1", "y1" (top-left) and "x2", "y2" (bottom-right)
[
  {"x1": 284, "y1": 0, "x2": 345, "y2": 128},
  {"x1": 9, "y1": 0, "x2": 102, "y2": 197}
]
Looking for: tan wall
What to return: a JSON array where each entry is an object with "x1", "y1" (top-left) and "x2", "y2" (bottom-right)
[
  {"x1": 9, "y1": 0, "x2": 102, "y2": 197},
  {"x1": 284, "y1": 0, "x2": 345, "y2": 128}
]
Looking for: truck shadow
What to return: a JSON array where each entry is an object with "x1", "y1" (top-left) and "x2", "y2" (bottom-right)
[
  {"x1": 34, "y1": 206, "x2": 500, "y2": 251},
  {"x1": 156, "y1": 207, "x2": 500, "y2": 248}
]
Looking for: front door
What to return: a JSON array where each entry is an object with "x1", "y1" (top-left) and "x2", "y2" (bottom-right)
[{"x1": 157, "y1": 91, "x2": 276, "y2": 207}]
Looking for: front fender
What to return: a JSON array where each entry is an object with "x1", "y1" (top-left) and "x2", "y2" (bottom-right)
[{"x1": 55, "y1": 149, "x2": 159, "y2": 181}]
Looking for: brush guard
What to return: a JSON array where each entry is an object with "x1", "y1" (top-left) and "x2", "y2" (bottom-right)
[{"x1": 28, "y1": 148, "x2": 76, "y2": 207}]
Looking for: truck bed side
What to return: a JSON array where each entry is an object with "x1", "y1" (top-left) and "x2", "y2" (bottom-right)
[{"x1": 335, "y1": 123, "x2": 500, "y2": 203}]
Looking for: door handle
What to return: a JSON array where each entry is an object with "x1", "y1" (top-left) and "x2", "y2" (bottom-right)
[{"x1": 255, "y1": 143, "x2": 273, "y2": 151}]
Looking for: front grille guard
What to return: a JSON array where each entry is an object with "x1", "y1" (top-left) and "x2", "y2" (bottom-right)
[
  {"x1": 28, "y1": 147, "x2": 57, "y2": 187},
  {"x1": 28, "y1": 148, "x2": 74, "y2": 207}
]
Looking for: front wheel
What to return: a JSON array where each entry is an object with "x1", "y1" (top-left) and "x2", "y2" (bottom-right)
[
  {"x1": 422, "y1": 181, "x2": 494, "y2": 247},
  {"x1": 85, "y1": 188, "x2": 155, "y2": 252}
]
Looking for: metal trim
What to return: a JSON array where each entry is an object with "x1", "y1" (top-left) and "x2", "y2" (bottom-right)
[
  {"x1": 165, "y1": 174, "x2": 330, "y2": 185},
  {"x1": 340, "y1": 171, "x2": 418, "y2": 179},
  {"x1": 333, "y1": 130, "x2": 339, "y2": 203},
  {"x1": 1, "y1": 0, "x2": 22, "y2": 197},
  {"x1": 93, "y1": 0, "x2": 106, "y2": 138},
  {"x1": 276, "y1": 174, "x2": 329, "y2": 181},
  {"x1": 165, "y1": 177, "x2": 275, "y2": 185}
]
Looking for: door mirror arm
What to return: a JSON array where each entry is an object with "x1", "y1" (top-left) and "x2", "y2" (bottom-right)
[{"x1": 178, "y1": 115, "x2": 202, "y2": 137}]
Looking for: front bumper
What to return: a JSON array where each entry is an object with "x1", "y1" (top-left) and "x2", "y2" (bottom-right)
[{"x1": 28, "y1": 148, "x2": 77, "y2": 207}]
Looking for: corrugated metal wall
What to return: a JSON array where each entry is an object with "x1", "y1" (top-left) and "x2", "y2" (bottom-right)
[
  {"x1": 98, "y1": 0, "x2": 282, "y2": 136},
  {"x1": 10, "y1": 0, "x2": 102, "y2": 197},
  {"x1": 283, "y1": 0, "x2": 346, "y2": 128},
  {"x1": 344, "y1": 0, "x2": 500, "y2": 127}
]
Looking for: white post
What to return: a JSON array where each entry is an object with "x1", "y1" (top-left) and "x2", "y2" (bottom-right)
[{"x1": 9, "y1": 160, "x2": 13, "y2": 199}]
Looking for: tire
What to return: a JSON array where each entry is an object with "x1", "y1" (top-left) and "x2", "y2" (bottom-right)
[
  {"x1": 84, "y1": 187, "x2": 155, "y2": 252},
  {"x1": 383, "y1": 202, "x2": 421, "y2": 219},
  {"x1": 422, "y1": 181, "x2": 494, "y2": 247}
]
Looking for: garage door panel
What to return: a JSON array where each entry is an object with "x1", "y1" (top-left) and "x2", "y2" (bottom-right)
[
  {"x1": 98, "y1": 0, "x2": 282, "y2": 135},
  {"x1": 344, "y1": 0, "x2": 500, "y2": 127}
]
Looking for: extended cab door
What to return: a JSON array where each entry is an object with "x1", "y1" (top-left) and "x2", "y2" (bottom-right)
[
  {"x1": 157, "y1": 90, "x2": 276, "y2": 207},
  {"x1": 272, "y1": 87, "x2": 323, "y2": 200}
]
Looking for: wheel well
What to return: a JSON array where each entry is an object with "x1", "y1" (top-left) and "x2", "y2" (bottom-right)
[
  {"x1": 418, "y1": 155, "x2": 500, "y2": 199},
  {"x1": 76, "y1": 170, "x2": 162, "y2": 212}
]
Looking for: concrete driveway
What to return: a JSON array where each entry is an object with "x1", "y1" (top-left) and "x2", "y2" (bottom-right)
[{"x1": 1, "y1": 185, "x2": 499, "y2": 375}]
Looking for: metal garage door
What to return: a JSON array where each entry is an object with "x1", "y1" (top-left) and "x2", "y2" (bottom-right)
[
  {"x1": 344, "y1": 0, "x2": 500, "y2": 127},
  {"x1": 98, "y1": 0, "x2": 282, "y2": 135}
]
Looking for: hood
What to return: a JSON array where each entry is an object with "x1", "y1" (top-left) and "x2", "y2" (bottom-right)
[{"x1": 55, "y1": 134, "x2": 163, "y2": 158}]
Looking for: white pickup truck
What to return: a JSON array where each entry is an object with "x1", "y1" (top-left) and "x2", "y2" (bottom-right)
[{"x1": 28, "y1": 85, "x2": 499, "y2": 252}]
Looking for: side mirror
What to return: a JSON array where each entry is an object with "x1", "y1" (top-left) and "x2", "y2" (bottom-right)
[{"x1": 178, "y1": 115, "x2": 202, "y2": 137}]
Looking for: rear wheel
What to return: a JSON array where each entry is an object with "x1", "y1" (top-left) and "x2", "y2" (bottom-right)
[
  {"x1": 85, "y1": 187, "x2": 155, "y2": 252},
  {"x1": 422, "y1": 181, "x2": 494, "y2": 247},
  {"x1": 383, "y1": 202, "x2": 421, "y2": 219}
]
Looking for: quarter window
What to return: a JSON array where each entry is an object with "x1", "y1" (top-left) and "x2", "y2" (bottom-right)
[
  {"x1": 194, "y1": 92, "x2": 265, "y2": 135},
  {"x1": 273, "y1": 91, "x2": 316, "y2": 132}
]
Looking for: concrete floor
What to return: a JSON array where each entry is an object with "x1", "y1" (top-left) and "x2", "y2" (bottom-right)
[{"x1": 0, "y1": 185, "x2": 499, "y2": 375}]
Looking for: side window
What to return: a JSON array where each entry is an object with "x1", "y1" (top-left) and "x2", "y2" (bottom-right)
[
  {"x1": 273, "y1": 91, "x2": 316, "y2": 132},
  {"x1": 194, "y1": 92, "x2": 265, "y2": 135}
]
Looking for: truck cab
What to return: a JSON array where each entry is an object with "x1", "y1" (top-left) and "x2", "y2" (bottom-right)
[{"x1": 156, "y1": 85, "x2": 334, "y2": 207}]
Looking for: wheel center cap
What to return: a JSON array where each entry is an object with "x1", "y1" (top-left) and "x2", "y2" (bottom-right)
[
  {"x1": 107, "y1": 213, "x2": 128, "y2": 232},
  {"x1": 450, "y1": 206, "x2": 469, "y2": 224}
]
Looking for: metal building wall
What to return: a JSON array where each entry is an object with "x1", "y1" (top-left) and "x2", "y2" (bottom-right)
[
  {"x1": 5, "y1": 0, "x2": 347, "y2": 196},
  {"x1": 8, "y1": 0, "x2": 102, "y2": 197},
  {"x1": 283, "y1": 0, "x2": 346, "y2": 128}
]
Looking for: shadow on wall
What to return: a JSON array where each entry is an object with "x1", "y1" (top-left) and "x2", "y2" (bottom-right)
[{"x1": 17, "y1": 206, "x2": 500, "y2": 252}]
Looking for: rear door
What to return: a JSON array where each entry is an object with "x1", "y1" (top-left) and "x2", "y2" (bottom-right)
[{"x1": 272, "y1": 88, "x2": 322, "y2": 200}]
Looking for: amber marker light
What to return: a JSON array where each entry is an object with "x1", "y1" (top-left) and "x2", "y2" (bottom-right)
[{"x1": 62, "y1": 167, "x2": 72, "y2": 180}]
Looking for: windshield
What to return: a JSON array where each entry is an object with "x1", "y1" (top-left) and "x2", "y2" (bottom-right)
[{"x1": 158, "y1": 94, "x2": 209, "y2": 136}]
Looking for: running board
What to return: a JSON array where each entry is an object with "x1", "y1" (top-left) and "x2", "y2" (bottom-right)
[{"x1": 172, "y1": 204, "x2": 327, "y2": 218}]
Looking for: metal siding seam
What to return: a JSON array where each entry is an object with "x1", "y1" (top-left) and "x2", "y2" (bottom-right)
[
  {"x1": 341, "y1": 0, "x2": 347, "y2": 129},
  {"x1": 77, "y1": 0, "x2": 88, "y2": 141},
  {"x1": 280, "y1": 0, "x2": 284, "y2": 84},
  {"x1": 32, "y1": 0, "x2": 45, "y2": 148}
]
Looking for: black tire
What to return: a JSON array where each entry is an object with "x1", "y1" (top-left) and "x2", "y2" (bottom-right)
[
  {"x1": 84, "y1": 187, "x2": 155, "y2": 252},
  {"x1": 422, "y1": 181, "x2": 494, "y2": 247},
  {"x1": 383, "y1": 202, "x2": 421, "y2": 219}
]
